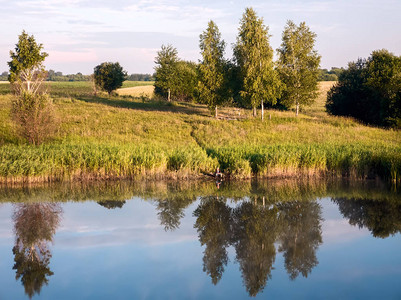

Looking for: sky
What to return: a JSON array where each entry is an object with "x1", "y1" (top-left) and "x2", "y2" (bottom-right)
[{"x1": 0, "y1": 0, "x2": 400, "y2": 75}]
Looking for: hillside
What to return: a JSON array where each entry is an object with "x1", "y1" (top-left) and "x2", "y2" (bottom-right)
[{"x1": 0, "y1": 81, "x2": 400, "y2": 183}]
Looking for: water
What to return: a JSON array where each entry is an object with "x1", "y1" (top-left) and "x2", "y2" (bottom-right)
[{"x1": 0, "y1": 180, "x2": 400, "y2": 299}]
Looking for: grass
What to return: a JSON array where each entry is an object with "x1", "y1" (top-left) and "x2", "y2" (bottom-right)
[{"x1": 0, "y1": 81, "x2": 400, "y2": 183}]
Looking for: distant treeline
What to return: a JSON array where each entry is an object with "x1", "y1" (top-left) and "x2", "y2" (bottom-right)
[
  {"x1": 0, "y1": 70, "x2": 157, "y2": 82},
  {"x1": 1, "y1": 69, "x2": 336, "y2": 82},
  {"x1": 44, "y1": 70, "x2": 155, "y2": 82},
  {"x1": 318, "y1": 67, "x2": 344, "y2": 81}
]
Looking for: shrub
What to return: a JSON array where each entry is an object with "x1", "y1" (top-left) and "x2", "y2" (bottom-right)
[{"x1": 11, "y1": 91, "x2": 58, "y2": 145}]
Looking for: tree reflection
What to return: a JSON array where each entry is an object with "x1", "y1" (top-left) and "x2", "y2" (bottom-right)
[
  {"x1": 193, "y1": 196, "x2": 324, "y2": 297},
  {"x1": 278, "y1": 201, "x2": 323, "y2": 280},
  {"x1": 12, "y1": 203, "x2": 62, "y2": 299},
  {"x1": 193, "y1": 197, "x2": 232, "y2": 285},
  {"x1": 333, "y1": 197, "x2": 401, "y2": 238},
  {"x1": 156, "y1": 195, "x2": 194, "y2": 231},
  {"x1": 233, "y1": 200, "x2": 279, "y2": 296},
  {"x1": 97, "y1": 200, "x2": 126, "y2": 209}
]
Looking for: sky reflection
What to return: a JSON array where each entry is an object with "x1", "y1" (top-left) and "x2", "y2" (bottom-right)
[{"x1": 0, "y1": 181, "x2": 400, "y2": 299}]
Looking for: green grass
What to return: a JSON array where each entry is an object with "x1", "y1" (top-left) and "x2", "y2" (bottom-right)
[{"x1": 0, "y1": 81, "x2": 400, "y2": 183}]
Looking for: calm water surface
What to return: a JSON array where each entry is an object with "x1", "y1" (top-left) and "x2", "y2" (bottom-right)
[{"x1": 0, "y1": 180, "x2": 400, "y2": 299}]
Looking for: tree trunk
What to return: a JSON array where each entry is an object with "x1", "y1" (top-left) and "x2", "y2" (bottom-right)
[
  {"x1": 261, "y1": 102, "x2": 264, "y2": 121},
  {"x1": 296, "y1": 101, "x2": 299, "y2": 117},
  {"x1": 253, "y1": 107, "x2": 257, "y2": 117},
  {"x1": 168, "y1": 88, "x2": 171, "y2": 102},
  {"x1": 215, "y1": 105, "x2": 218, "y2": 119}
]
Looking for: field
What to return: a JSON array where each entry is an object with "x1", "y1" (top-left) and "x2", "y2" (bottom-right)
[
  {"x1": 117, "y1": 85, "x2": 154, "y2": 97},
  {"x1": 0, "y1": 81, "x2": 400, "y2": 183}
]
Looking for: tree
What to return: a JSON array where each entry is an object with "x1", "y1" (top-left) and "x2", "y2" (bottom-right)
[
  {"x1": 8, "y1": 30, "x2": 48, "y2": 94},
  {"x1": 93, "y1": 62, "x2": 127, "y2": 96},
  {"x1": 8, "y1": 31, "x2": 57, "y2": 145},
  {"x1": 175, "y1": 60, "x2": 198, "y2": 101},
  {"x1": 154, "y1": 44, "x2": 179, "y2": 101},
  {"x1": 277, "y1": 21, "x2": 321, "y2": 116},
  {"x1": 198, "y1": 20, "x2": 227, "y2": 118},
  {"x1": 326, "y1": 50, "x2": 401, "y2": 128},
  {"x1": 234, "y1": 8, "x2": 282, "y2": 119}
]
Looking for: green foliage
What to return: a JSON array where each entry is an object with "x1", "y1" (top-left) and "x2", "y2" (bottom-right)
[
  {"x1": 154, "y1": 44, "x2": 179, "y2": 100},
  {"x1": 47, "y1": 70, "x2": 91, "y2": 82},
  {"x1": 198, "y1": 20, "x2": 227, "y2": 117},
  {"x1": 174, "y1": 61, "x2": 198, "y2": 101},
  {"x1": 326, "y1": 50, "x2": 401, "y2": 128},
  {"x1": 234, "y1": 8, "x2": 282, "y2": 116},
  {"x1": 8, "y1": 31, "x2": 57, "y2": 145},
  {"x1": 93, "y1": 62, "x2": 127, "y2": 95},
  {"x1": 318, "y1": 67, "x2": 344, "y2": 81},
  {"x1": 277, "y1": 21, "x2": 321, "y2": 114},
  {"x1": 0, "y1": 71, "x2": 9, "y2": 81},
  {"x1": 11, "y1": 91, "x2": 57, "y2": 145},
  {"x1": 8, "y1": 30, "x2": 48, "y2": 85},
  {"x1": 127, "y1": 73, "x2": 155, "y2": 81}
]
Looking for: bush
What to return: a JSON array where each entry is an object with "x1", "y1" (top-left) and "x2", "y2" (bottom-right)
[
  {"x1": 326, "y1": 50, "x2": 401, "y2": 128},
  {"x1": 11, "y1": 91, "x2": 58, "y2": 145}
]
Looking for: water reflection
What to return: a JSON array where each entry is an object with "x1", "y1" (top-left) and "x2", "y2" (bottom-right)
[
  {"x1": 194, "y1": 197, "x2": 232, "y2": 285},
  {"x1": 156, "y1": 194, "x2": 195, "y2": 231},
  {"x1": 97, "y1": 200, "x2": 126, "y2": 209},
  {"x1": 12, "y1": 203, "x2": 62, "y2": 299},
  {"x1": 193, "y1": 197, "x2": 323, "y2": 296},
  {"x1": 1, "y1": 180, "x2": 400, "y2": 298},
  {"x1": 278, "y1": 201, "x2": 322, "y2": 280},
  {"x1": 332, "y1": 198, "x2": 401, "y2": 238}
]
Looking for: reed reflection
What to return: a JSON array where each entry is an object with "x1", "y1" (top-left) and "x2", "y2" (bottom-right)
[
  {"x1": 193, "y1": 196, "x2": 323, "y2": 296},
  {"x1": 12, "y1": 203, "x2": 62, "y2": 299}
]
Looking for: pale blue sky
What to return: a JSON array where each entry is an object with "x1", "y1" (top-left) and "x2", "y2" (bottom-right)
[{"x1": 0, "y1": 0, "x2": 400, "y2": 74}]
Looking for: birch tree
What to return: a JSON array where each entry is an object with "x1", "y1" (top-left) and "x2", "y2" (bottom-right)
[
  {"x1": 277, "y1": 21, "x2": 321, "y2": 116},
  {"x1": 8, "y1": 30, "x2": 48, "y2": 95},
  {"x1": 8, "y1": 31, "x2": 57, "y2": 145},
  {"x1": 154, "y1": 44, "x2": 179, "y2": 101},
  {"x1": 234, "y1": 8, "x2": 282, "y2": 120},
  {"x1": 198, "y1": 20, "x2": 227, "y2": 118}
]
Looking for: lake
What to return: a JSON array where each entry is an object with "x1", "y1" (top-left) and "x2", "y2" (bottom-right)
[{"x1": 0, "y1": 179, "x2": 400, "y2": 299}]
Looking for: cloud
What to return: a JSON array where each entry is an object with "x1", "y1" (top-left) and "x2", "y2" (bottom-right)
[{"x1": 322, "y1": 219, "x2": 368, "y2": 244}]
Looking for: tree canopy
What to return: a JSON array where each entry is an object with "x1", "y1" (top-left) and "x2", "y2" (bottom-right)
[
  {"x1": 277, "y1": 20, "x2": 321, "y2": 115},
  {"x1": 326, "y1": 49, "x2": 401, "y2": 128},
  {"x1": 93, "y1": 62, "x2": 127, "y2": 95},
  {"x1": 154, "y1": 44, "x2": 179, "y2": 101},
  {"x1": 8, "y1": 30, "x2": 48, "y2": 91},
  {"x1": 234, "y1": 8, "x2": 282, "y2": 119},
  {"x1": 198, "y1": 20, "x2": 227, "y2": 118}
]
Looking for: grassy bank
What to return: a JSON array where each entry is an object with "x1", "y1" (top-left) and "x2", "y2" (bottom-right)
[{"x1": 0, "y1": 81, "x2": 400, "y2": 183}]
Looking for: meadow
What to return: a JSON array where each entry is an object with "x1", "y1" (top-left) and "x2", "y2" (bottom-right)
[{"x1": 0, "y1": 81, "x2": 400, "y2": 183}]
